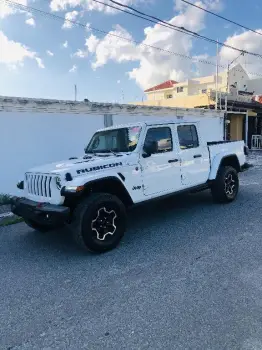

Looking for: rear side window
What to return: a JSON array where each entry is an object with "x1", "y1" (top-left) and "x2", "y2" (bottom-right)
[
  {"x1": 144, "y1": 127, "x2": 173, "y2": 154},
  {"x1": 177, "y1": 125, "x2": 199, "y2": 149}
]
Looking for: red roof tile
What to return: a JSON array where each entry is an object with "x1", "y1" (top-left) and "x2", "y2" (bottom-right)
[{"x1": 144, "y1": 80, "x2": 178, "y2": 93}]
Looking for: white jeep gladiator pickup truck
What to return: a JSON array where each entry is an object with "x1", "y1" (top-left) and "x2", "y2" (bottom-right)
[{"x1": 12, "y1": 120, "x2": 249, "y2": 253}]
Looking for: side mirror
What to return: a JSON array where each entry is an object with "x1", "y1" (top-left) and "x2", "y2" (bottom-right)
[{"x1": 143, "y1": 140, "x2": 158, "y2": 158}]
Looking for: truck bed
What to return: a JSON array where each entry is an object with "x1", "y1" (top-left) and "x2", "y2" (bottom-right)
[{"x1": 208, "y1": 140, "x2": 245, "y2": 168}]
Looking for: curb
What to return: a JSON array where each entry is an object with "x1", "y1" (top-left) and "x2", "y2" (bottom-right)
[{"x1": 0, "y1": 212, "x2": 14, "y2": 220}]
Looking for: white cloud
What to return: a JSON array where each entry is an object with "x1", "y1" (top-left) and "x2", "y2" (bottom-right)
[
  {"x1": 0, "y1": 31, "x2": 44, "y2": 69},
  {"x1": 85, "y1": 22, "x2": 91, "y2": 32},
  {"x1": 84, "y1": 1, "x2": 212, "y2": 89},
  {"x1": 0, "y1": 0, "x2": 27, "y2": 19},
  {"x1": 66, "y1": 0, "x2": 262, "y2": 90},
  {"x1": 50, "y1": 0, "x2": 142, "y2": 13},
  {"x1": 72, "y1": 49, "x2": 87, "y2": 58},
  {"x1": 46, "y1": 50, "x2": 54, "y2": 56},
  {"x1": 35, "y1": 57, "x2": 45, "y2": 69},
  {"x1": 218, "y1": 29, "x2": 262, "y2": 78},
  {"x1": 62, "y1": 40, "x2": 68, "y2": 48},
  {"x1": 69, "y1": 64, "x2": 77, "y2": 73},
  {"x1": 62, "y1": 10, "x2": 78, "y2": 29},
  {"x1": 85, "y1": 34, "x2": 99, "y2": 53},
  {"x1": 25, "y1": 17, "x2": 35, "y2": 26},
  {"x1": 86, "y1": 25, "x2": 139, "y2": 70}
]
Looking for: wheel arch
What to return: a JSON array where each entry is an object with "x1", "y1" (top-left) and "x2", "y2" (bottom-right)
[
  {"x1": 209, "y1": 154, "x2": 241, "y2": 180},
  {"x1": 65, "y1": 176, "x2": 133, "y2": 209}
]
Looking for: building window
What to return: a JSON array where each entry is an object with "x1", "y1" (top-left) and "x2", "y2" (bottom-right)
[
  {"x1": 177, "y1": 125, "x2": 199, "y2": 149},
  {"x1": 144, "y1": 127, "x2": 173, "y2": 154},
  {"x1": 177, "y1": 87, "x2": 184, "y2": 93},
  {"x1": 201, "y1": 89, "x2": 207, "y2": 94},
  {"x1": 166, "y1": 94, "x2": 173, "y2": 99}
]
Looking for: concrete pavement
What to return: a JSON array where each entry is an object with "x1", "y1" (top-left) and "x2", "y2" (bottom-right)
[{"x1": 1, "y1": 158, "x2": 262, "y2": 349}]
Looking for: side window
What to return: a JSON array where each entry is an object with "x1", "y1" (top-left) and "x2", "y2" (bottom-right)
[
  {"x1": 144, "y1": 127, "x2": 173, "y2": 154},
  {"x1": 177, "y1": 125, "x2": 199, "y2": 149}
]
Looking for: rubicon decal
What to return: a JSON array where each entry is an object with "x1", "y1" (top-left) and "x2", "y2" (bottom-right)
[{"x1": 76, "y1": 162, "x2": 123, "y2": 175}]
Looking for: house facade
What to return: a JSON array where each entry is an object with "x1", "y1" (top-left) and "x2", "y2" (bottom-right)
[
  {"x1": 144, "y1": 64, "x2": 258, "y2": 103},
  {"x1": 132, "y1": 65, "x2": 262, "y2": 148}
]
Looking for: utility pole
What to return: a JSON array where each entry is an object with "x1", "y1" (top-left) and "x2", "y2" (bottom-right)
[
  {"x1": 74, "y1": 84, "x2": 77, "y2": 101},
  {"x1": 225, "y1": 51, "x2": 245, "y2": 140},
  {"x1": 215, "y1": 40, "x2": 219, "y2": 110}
]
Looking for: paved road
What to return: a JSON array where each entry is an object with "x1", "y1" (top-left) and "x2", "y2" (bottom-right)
[{"x1": 1, "y1": 157, "x2": 262, "y2": 350}]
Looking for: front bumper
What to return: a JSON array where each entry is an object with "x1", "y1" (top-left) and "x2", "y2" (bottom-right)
[{"x1": 11, "y1": 197, "x2": 70, "y2": 226}]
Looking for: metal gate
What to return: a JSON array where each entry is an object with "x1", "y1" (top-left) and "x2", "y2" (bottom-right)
[{"x1": 251, "y1": 135, "x2": 262, "y2": 150}]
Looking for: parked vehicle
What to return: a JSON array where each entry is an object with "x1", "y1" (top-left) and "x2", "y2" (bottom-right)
[
  {"x1": 0, "y1": 96, "x2": 224, "y2": 196},
  {"x1": 12, "y1": 120, "x2": 248, "y2": 253}
]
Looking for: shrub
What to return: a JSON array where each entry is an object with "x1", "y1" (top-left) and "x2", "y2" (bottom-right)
[{"x1": 0, "y1": 194, "x2": 12, "y2": 205}]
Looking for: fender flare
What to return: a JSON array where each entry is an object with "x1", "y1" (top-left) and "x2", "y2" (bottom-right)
[
  {"x1": 62, "y1": 174, "x2": 133, "y2": 206},
  {"x1": 209, "y1": 153, "x2": 240, "y2": 180}
]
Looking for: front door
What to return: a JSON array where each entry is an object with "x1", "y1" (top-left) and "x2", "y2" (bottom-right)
[
  {"x1": 177, "y1": 124, "x2": 210, "y2": 187},
  {"x1": 140, "y1": 126, "x2": 181, "y2": 196}
]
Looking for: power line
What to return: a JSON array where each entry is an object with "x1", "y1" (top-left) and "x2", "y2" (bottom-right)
[
  {"x1": 93, "y1": 0, "x2": 197, "y2": 38},
  {"x1": 107, "y1": 0, "x2": 262, "y2": 58},
  {"x1": 181, "y1": 0, "x2": 262, "y2": 37},
  {"x1": 3, "y1": 0, "x2": 262, "y2": 78},
  {"x1": 94, "y1": 0, "x2": 221, "y2": 44},
  {"x1": 1, "y1": 0, "x2": 224, "y2": 65}
]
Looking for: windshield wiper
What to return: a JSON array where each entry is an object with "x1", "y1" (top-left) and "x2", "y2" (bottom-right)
[{"x1": 84, "y1": 151, "x2": 99, "y2": 158}]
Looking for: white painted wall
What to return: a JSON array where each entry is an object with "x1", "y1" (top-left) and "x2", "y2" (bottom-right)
[
  {"x1": 1, "y1": 112, "x2": 104, "y2": 195},
  {"x1": 113, "y1": 114, "x2": 223, "y2": 142},
  {"x1": 0, "y1": 108, "x2": 223, "y2": 196},
  {"x1": 228, "y1": 65, "x2": 249, "y2": 91}
]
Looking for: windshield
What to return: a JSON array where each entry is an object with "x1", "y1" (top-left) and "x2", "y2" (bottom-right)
[{"x1": 85, "y1": 126, "x2": 142, "y2": 154}]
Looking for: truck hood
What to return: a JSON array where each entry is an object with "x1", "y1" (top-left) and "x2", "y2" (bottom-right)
[{"x1": 28, "y1": 154, "x2": 133, "y2": 177}]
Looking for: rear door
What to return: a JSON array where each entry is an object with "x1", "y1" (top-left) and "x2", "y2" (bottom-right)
[
  {"x1": 140, "y1": 125, "x2": 181, "y2": 196},
  {"x1": 176, "y1": 124, "x2": 210, "y2": 186}
]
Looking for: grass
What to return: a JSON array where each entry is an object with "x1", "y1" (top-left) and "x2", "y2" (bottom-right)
[
  {"x1": 0, "y1": 194, "x2": 12, "y2": 205},
  {"x1": 0, "y1": 216, "x2": 24, "y2": 227}
]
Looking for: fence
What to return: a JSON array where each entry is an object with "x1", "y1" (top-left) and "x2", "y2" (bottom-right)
[{"x1": 251, "y1": 135, "x2": 262, "y2": 150}]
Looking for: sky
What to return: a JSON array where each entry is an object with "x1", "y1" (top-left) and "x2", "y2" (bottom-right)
[{"x1": 1, "y1": 0, "x2": 262, "y2": 103}]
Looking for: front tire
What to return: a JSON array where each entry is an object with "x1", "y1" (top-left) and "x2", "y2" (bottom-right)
[
  {"x1": 71, "y1": 193, "x2": 127, "y2": 253},
  {"x1": 211, "y1": 166, "x2": 239, "y2": 203}
]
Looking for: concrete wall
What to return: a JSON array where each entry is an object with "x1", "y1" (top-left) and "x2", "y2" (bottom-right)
[
  {"x1": 1, "y1": 108, "x2": 223, "y2": 195},
  {"x1": 113, "y1": 114, "x2": 223, "y2": 143},
  {"x1": 1, "y1": 112, "x2": 104, "y2": 195}
]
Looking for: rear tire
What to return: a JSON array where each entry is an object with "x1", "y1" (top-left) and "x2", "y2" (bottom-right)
[
  {"x1": 71, "y1": 193, "x2": 127, "y2": 253},
  {"x1": 211, "y1": 165, "x2": 239, "y2": 203}
]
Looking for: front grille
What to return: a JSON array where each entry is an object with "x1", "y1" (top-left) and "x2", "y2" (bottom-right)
[{"x1": 25, "y1": 173, "x2": 54, "y2": 198}]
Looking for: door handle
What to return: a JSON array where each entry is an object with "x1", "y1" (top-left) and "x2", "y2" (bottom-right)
[
  {"x1": 194, "y1": 154, "x2": 202, "y2": 158},
  {"x1": 168, "y1": 159, "x2": 179, "y2": 163}
]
